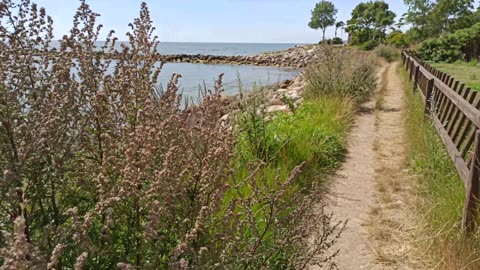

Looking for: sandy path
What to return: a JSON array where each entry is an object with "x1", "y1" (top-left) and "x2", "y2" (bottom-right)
[{"x1": 310, "y1": 62, "x2": 425, "y2": 269}]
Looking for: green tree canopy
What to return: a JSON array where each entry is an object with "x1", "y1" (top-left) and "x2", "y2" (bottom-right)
[
  {"x1": 431, "y1": 0, "x2": 475, "y2": 32},
  {"x1": 308, "y1": 1, "x2": 338, "y2": 41},
  {"x1": 346, "y1": 1, "x2": 396, "y2": 44},
  {"x1": 335, "y1": 21, "x2": 345, "y2": 37},
  {"x1": 402, "y1": 0, "x2": 478, "y2": 42},
  {"x1": 402, "y1": 0, "x2": 434, "y2": 35}
]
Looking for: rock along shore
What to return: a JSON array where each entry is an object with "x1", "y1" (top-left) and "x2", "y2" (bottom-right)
[
  {"x1": 155, "y1": 45, "x2": 321, "y2": 68},
  {"x1": 210, "y1": 45, "x2": 325, "y2": 116}
]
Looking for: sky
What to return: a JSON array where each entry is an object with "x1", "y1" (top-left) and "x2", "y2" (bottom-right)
[{"x1": 32, "y1": 0, "x2": 410, "y2": 43}]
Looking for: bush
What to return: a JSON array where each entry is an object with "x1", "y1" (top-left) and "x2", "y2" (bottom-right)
[
  {"x1": 331, "y1": 37, "x2": 344, "y2": 45},
  {"x1": 305, "y1": 48, "x2": 377, "y2": 103},
  {"x1": 318, "y1": 37, "x2": 343, "y2": 45},
  {"x1": 374, "y1": 44, "x2": 400, "y2": 62},
  {"x1": 359, "y1": 40, "x2": 380, "y2": 51},
  {"x1": 386, "y1": 30, "x2": 409, "y2": 48},
  {"x1": 418, "y1": 23, "x2": 480, "y2": 62}
]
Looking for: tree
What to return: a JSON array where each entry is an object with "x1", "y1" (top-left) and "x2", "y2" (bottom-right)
[
  {"x1": 431, "y1": 0, "x2": 475, "y2": 33},
  {"x1": 335, "y1": 21, "x2": 345, "y2": 38},
  {"x1": 403, "y1": 0, "x2": 477, "y2": 41},
  {"x1": 402, "y1": 0, "x2": 434, "y2": 39},
  {"x1": 308, "y1": 1, "x2": 338, "y2": 41},
  {"x1": 346, "y1": 1, "x2": 396, "y2": 44}
]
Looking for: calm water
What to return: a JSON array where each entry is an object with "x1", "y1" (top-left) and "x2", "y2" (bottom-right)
[
  {"x1": 52, "y1": 42, "x2": 301, "y2": 97},
  {"x1": 154, "y1": 42, "x2": 300, "y2": 56},
  {"x1": 151, "y1": 43, "x2": 300, "y2": 97},
  {"x1": 51, "y1": 41, "x2": 301, "y2": 56},
  {"x1": 159, "y1": 62, "x2": 298, "y2": 98}
]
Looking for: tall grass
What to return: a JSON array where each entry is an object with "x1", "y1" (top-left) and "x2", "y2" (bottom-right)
[
  {"x1": 231, "y1": 96, "x2": 355, "y2": 268},
  {"x1": 305, "y1": 48, "x2": 377, "y2": 103},
  {"x1": 401, "y1": 66, "x2": 480, "y2": 269},
  {"x1": 374, "y1": 45, "x2": 400, "y2": 63}
]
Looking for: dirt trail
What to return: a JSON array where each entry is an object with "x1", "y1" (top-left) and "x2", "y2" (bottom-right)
[{"x1": 311, "y1": 63, "x2": 424, "y2": 269}]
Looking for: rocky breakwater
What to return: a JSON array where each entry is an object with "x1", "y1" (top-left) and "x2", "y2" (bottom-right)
[{"x1": 157, "y1": 45, "x2": 323, "y2": 69}]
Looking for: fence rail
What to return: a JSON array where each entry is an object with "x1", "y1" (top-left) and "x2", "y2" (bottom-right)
[{"x1": 402, "y1": 50, "x2": 480, "y2": 232}]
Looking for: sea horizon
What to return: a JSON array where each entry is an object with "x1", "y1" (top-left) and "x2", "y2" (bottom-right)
[{"x1": 51, "y1": 41, "x2": 305, "y2": 56}]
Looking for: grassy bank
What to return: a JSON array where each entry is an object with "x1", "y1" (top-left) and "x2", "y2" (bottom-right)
[
  {"x1": 432, "y1": 62, "x2": 480, "y2": 90},
  {"x1": 401, "y1": 66, "x2": 480, "y2": 269}
]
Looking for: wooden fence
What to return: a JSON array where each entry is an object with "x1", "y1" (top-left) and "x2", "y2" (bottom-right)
[{"x1": 402, "y1": 50, "x2": 480, "y2": 232}]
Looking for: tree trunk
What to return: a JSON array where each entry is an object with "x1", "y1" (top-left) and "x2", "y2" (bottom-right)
[{"x1": 322, "y1": 29, "x2": 326, "y2": 41}]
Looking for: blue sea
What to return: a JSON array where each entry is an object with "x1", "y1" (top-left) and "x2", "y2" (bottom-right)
[
  {"x1": 154, "y1": 42, "x2": 300, "y2": 56},
  {"x1": 53, "y1": 42, "x2": 302, "y2": 97},
  {"x1": 152, "y1": 43, "x2": 301, "y2": 97}
]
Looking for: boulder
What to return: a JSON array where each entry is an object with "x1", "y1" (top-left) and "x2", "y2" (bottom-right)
[
  {"x1": 276, "y1": 88, "x2": 288, "y2": 95},
  {"x1": 294, "y1": 98, "x2": 304, "y2": 107},
  {"x1": 267, "y1": 105, "x2": 290, "y2": 114},
  {"x1": 285, "y1": 91, "x2": 302, "y2": 102},
  {"x1": 290, "y1": 82, "x2": 303, "y2": 89},
  {"x1": 269, "y1": 98, "x2": 285, "y2": 106}
]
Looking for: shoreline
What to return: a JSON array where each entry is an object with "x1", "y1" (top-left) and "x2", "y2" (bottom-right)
[
  {"x1": 156, "y1": 45, "x2": 319, "y2": 68},
  {"x1": 34, "y1": 45, "x2": 323, "y2": 69}
]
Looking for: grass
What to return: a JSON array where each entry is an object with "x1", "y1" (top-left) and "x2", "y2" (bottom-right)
[
  {"x1": 305, "y1": 47, "x2": 377, "y2": 103},
  {"x1": 228, "y1": 95, "x2": 355, "y2": 267},
  {"x1": 401, "y1": 65, "x2": 480, "y2": 269},
  {"x1": 236, "y1": 96, "x2": 355, "y2": 189},
  {"x1": 374, "y1": 45, "x2": 400, "y2": 63},
  {"x1": 432, "y1": 61, "x2": 480, "y2": 90}
]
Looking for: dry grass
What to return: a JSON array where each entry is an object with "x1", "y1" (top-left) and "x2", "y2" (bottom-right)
[
  {"x1": 366, "y1": 63, "x2": 430, "y2": 269},
  {"x1": 305, "y1": 47, "x2": 377, "y2": 103}
]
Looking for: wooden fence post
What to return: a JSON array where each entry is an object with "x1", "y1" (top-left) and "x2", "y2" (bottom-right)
[
  {"x1": 413, "y1": 65, "x2": 420, "y2": 91},
  {"x1": 462, "y1": 130, "x2": 480, "y2": 233},
  {"x1": 424, "y1": 78, "x2": 435, "y2": 116},
  {"x1": 409, "y1": 59, "x2": 414, "y2": 81}
]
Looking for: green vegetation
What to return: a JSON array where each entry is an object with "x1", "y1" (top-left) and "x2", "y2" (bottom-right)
[
  {"x1": 403, "y1": 0, "x2": 480, "y2": 62},
  {"x1": 308, "y1": 0, "x2": 479, "y2": 58},
  {"x1": 346, "y1": 1, "x2": 396, "y2": 49},
  {"x1": 385, "y1": 30, "x2": 409, "y2": 48},
  {"x1": 431, "y1": 62, "x2": 480, "y2": 90},
  {"x1": 308, "y1": 1, "x2": 338, "y2": 41},
  {"x1": 237, "y1": 97, "x2": 355, "y2": 188},
  {"x1": 401, "y1": 67, "x2": 480, "y2": 270},
  {"x1": 374, "y1": 44, "x2": 400, "y2": 62},
  {"x1": 305, "y1": 48, "x2": 377, "y2": 103},
  {"x1": 403, "y1": 0, "x2": 479, "y2": 43},
  {"x1": 227, "y1": 48, "x2": 378, "y2": 267},
  {"x1": 418, "y1": 23, "x2": 480, "y2": 62},
  {"x1": 335, "y1": 21, "x2": 345, "y2": 38}
]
